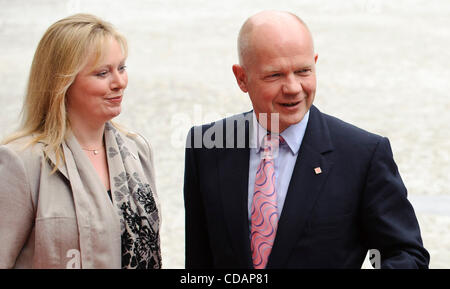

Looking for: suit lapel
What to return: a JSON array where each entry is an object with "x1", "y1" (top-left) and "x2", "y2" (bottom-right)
[
  {"x1": 267, "y1": 105, "x2": 334, "y2": 268},
  {"x1": 217, "y1": 112, "x2": 253, "y2": 268}
]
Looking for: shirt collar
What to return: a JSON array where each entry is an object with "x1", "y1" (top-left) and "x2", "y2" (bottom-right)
[{"x1": 251, "y1": 110, "x2": 310, "y2": 155}]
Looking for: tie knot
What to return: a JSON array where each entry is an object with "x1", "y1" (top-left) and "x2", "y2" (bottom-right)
[
  {"x1": 261, "y1": 134, "x2": 284, "y2": 159},
  {"x1": 263, "y1": 134, "x2": 284, "y2": 146}
]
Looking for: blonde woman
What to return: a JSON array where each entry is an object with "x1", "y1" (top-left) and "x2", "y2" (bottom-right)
[{"x1": 0, "y1": 14, "x2": 161, "y2": 269}]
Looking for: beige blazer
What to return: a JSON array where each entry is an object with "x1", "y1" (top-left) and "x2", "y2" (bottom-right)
[{"x1": 0, "y1": 130, "x2": 160, "y2": 268}]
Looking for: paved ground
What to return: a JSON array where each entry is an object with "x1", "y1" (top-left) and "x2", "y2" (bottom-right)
[{"x1": 1, "y1": 0, "x2": 449, "y2": 268}]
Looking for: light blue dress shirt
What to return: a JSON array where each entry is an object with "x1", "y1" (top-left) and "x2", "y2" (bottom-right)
[{"x1": 248, "y1": 110, "x2": 310, "y2": 223}]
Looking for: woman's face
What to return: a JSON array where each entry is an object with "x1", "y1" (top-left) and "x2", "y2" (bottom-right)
[{"x1": 66, "y1": 38, "x2": 128, "y2": 126}]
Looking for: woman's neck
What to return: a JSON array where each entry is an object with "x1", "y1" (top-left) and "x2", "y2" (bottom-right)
[{"x1": 69, "y1": 115, "x2": 106, "y2": 149}]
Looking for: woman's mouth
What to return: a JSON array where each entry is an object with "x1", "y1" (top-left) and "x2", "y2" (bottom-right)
[{"x1": 106, "y1": 95, "x2": 122, "y2": 103}]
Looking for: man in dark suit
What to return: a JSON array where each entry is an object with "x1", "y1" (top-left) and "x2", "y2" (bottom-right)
[{"x1": 183, "y1": 10, "x2": 429, "y2": 269}]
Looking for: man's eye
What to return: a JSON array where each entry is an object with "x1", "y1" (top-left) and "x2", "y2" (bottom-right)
[
  {"x1": 296, "y1": 69, "x2": 311, "y2": 74},
  {"x1": 266, "y1": 73, "x2": 280, "y2": 79},
  {"x1": 119, "y1": 65, "x2": 127, "y2": 72}
]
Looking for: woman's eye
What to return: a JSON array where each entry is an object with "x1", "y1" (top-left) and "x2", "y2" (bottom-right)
[
  {"x1": 119, "y1": 65, "x2": 127, "y2": 72},
  {"x1": 96, "y1": 71, "x2": 108, "y2": 77}
]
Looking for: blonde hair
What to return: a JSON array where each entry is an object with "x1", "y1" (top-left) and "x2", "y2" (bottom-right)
[{"x1": 2, "y1": 13, "x2": 127, "y2": 171}]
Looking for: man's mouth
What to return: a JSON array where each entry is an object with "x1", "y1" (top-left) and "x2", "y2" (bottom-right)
[{"x1": 280, "y1": 101, "x2": 301, "y2": 107}]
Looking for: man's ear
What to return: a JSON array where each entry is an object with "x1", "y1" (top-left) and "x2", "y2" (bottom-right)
[{"x1": 232, "y1": 64, "x2": 248, "y2": 93}]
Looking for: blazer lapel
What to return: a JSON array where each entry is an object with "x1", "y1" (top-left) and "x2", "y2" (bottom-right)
[
  {"x1": 217, "y1": 112, "x2": 253, "y2": 268},
  {"x1": 267, "y1": 105, "x2": 334, "y2": 268},
  {"x1": 44, "y1": 144, "x2": 69, "y2": 180}
]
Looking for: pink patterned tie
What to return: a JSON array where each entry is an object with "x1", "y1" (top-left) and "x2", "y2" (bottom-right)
[{"x1": 251, "y1": 134, "x2": 283, "y2": 269}]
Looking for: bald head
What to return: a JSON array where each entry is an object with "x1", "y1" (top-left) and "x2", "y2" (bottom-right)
[{"x1": 237, "y1": 11, "x2": 314, "y2": 69}]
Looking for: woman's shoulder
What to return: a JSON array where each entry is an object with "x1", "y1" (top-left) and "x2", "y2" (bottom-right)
[
  {"x1": 124, "y1": 131, "x2": 153, "y2": 159},
  {"x1": 109, "y1": 122, "x2": 153, "y2": 158},
  {"x1": 1, "y1": 135, "x2": 45, "y2": 161},
  {"x1": 0, "y1": 135, "x2": 46, "y2": 186}
]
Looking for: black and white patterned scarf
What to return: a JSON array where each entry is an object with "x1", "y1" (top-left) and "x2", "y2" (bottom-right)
[{"x1": 105, "y1": 123, "x2": 161, "y2": 269}]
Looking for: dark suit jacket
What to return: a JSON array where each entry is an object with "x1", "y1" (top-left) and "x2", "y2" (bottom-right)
[{"x1": 184, "y1": 105, "x2": 429, "y2": 269}]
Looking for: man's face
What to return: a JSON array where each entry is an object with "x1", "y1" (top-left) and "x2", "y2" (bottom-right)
[{"x1": 233, "y1": 22, "x2": 318, "y2": 132}]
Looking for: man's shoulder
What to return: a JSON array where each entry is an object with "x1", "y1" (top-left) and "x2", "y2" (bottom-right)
[
  {"x1": 309, "y1": 106, "x2": 391, "y2": 164},
  {"x1": 192, "y1": 111, "x2": 252, "y2": 131},
  {"x1": 316, "y1": 107, "x2": 384, "y2": 144},
  {"x1": 186, "y1": 111, "x2": 252, "y2": 139},
  {"x1": 186, "y1": 111, "x2": 253, "y2": 150}
]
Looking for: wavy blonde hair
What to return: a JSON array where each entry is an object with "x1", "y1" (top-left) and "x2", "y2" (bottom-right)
[{"x1": 2, "y1": 13, "x2": 128, "y2": 171}]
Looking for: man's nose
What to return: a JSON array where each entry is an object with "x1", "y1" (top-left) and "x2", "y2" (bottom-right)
[{"x1": 282, "y1": 74, "x2": 302, "y2": 95}]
